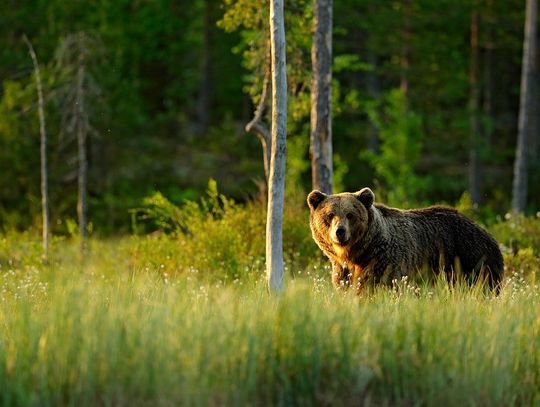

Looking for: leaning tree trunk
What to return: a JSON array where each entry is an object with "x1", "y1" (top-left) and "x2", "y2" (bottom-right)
[
  {"x1": 266, "y1": 0, "x2": 287, "y2": 294},
  {"x1": 469, "y1": 8, "x2": 482, "y2": 205},
  {"x1": 245, "y1": 64, "x2": 271, "y2": 183},
  {"x1": 24, "y1": 35, "x2": 49, "y2": 262},
  {"x1": 512, "y1": 0, "x2": 537, "y2": 213},
  {"x1": 310, "y1": 0, "x2": 333, "y2": 194}
]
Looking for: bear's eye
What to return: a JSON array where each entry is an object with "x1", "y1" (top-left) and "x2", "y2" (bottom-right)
[
  {"x1": 326, "y1": 212, "x2": 335, "y2": 223},
  {"x1": 346, "y1": 213, "x2": 354, "y2": 220}
]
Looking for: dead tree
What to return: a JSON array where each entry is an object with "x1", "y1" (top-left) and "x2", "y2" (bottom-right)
[
  {"x1": 266, "y1": 0, "x2": 287, "y2": 294},
  {"x1": 76, "y1": 37, "x2": 89, "y2": 250},
  {"x1": 310, "y1": 0, "x2": 333, "y2": 194},
  {"x1": 56, "y1": 31, "x2": 101, "y2": 253},
  {"x1": 512, "y1": 0, "x2": 537, "y2": 213},
  {"x1": 23, "y1": 35, "x2": 50, "y2": 262}
]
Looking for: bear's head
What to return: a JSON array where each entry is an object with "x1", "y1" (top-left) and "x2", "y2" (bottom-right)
[{"x1": 307, "y1": 188, "x2": 374, "y2": 250}]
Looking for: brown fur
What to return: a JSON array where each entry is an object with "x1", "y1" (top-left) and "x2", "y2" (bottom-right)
[{"x1": 307, "y1": 188, "x2": 504, "y2": 292}]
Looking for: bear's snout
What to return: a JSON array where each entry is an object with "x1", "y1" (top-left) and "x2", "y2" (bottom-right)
[
  {"x1": 336, "y1": 226, "x2": 346, "y2": 239},
  {"x1": 333, "y1": 225, "x2": 349, "y2": 245}
]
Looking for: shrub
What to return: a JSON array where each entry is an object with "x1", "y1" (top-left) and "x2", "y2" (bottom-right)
[
  {"x1": 129, "y1": 180, "x2": 321, "y2": 281},
  {"x1": 490, "y1": 214, "x2": 540, "y2": 281}
]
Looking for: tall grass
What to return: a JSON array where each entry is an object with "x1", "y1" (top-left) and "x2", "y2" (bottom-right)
[
  {"x1": 0, "y1": 197, "x2": 539, "y2": 405},
  {"x1": 0, "y1": 246, "x2": 539, "y2": 406}
]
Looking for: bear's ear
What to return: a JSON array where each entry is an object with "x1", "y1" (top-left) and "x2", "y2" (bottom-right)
[
  {"x1": 355, "y1": 188, "x2": 374, "y2": 208},
  {"x1": 307, "y1": 190, "x2": 327, "y2": 210}
]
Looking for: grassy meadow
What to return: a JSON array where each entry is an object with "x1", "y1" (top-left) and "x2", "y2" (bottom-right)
[{"x1": 1, "y1": 193, "x2": 539, "y2": 406}]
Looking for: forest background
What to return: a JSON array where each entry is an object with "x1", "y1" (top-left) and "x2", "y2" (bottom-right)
[
  {"x1": 2, "y1": 2, "x2": 540, "y2": 404},
  {"x1": 1, "y1": 0, "x2": 539, "y2": 234}
]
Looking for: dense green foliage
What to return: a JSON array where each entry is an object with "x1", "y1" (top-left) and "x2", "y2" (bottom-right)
[{"x1": 1, "y1": 0, "x2": 538, "y2": 233}]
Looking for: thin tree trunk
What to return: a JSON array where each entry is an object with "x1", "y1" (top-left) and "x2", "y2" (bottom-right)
[
  {"x1": 76, "y1": 33, "x2": 88, "y2": 252},
  {"x1": 469, "y1": 8, "x2": 482, "y2": 205},
  {"x1": 528, "y1": 57, "x2": 538, "y2": 161},
  {"x1": 266, "y1": 0, "x2": 287, "y2": 294},
  {"x1": 512, "y1": 0, "x2": 537, "y2": 213},
  {"x1": 24, "y1": 35, "x2": 49, "y2": 262},
  {"x1": 527, "y1": 76, "x2": 540, "y2": 163},
  {"x1": 310, "y1": 0, "x2": 333, "y2": 194}
]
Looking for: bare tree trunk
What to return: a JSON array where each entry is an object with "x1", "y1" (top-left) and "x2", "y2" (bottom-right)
[
  {"x1": 76, "y1": 33, "x2": 88, "y2": 252},
  {"x1": 56, "y1": 32, "x2": 99, "y2": 252},
  {"x1": 512, "y1": 0, "x2": 537, "y2": 213},
  {"x1": 24, "y1": 35, "x2": 49, "y2": 262},
  {"x1": 469, "y1": 8, "x2": 482, "y2": 205},
  {"x1": 310, "y1": 0, "x2": 333, "y2": 194},
  {"x1": 266, "y1": 0, "x2": 287, "y2": 294},
  {"x1": 529, "y1": 73, "x2": 538, "y2": 161}
]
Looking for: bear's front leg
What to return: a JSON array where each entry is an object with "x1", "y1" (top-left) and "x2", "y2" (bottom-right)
[
  {"x1": 351, "y1": 264, "x2": 367, "y2": 295},
  {"x1": 331, "y1": 261, "x2": 352, "y2": 289}
]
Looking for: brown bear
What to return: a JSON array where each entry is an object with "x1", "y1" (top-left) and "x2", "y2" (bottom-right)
[{"x1": 307, "y1": 188, "x2": 504, "y2": 292}]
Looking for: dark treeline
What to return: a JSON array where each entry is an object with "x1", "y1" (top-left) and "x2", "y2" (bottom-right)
[{"x1": 0, "y1": 0, "x2": 538, "y2": 234}]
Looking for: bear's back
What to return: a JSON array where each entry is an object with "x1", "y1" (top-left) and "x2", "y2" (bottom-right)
[{"x1": 377, "y1": 203, "x2": 503, "y2": 286}]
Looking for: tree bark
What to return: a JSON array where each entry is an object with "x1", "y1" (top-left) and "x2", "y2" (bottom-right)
[
  {"x1": 529, "y1": 68, "x2": 538, "y2": 160},
  {"x1": 469, "y1": 8, "x2": 482, "y2": 205},
  {"x1": 512, "y1": 0, "x2": 537, "y2": 213},
  {"x1": 76, "y1": 32, "x2": 88, "y2": 252},
  {"x1": 266, "y1": 0, "x2": 287, "y2": 294},
  {"x1": 24, "y1": 35, "x2": 49, "y2": 262},
  {"x1": 310, "y1": 0, "x2": 333, "y2": 194}
]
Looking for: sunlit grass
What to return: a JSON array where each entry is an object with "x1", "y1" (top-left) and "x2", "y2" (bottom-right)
[{"x1": 0, "y1": 233, "x2": 539, "y2": 406}]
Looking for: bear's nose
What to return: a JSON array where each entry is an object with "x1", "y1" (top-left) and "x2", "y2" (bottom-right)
[{"x1": 336, "y1": 226, "x2": 346, "y2": 239}]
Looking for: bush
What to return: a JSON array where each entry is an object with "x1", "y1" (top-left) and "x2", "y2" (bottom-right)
[
  {"x1": 129, "y1": 180, "x2": 321, "y2": 282},
  {"x1": 489, "y1": 214, "x2": 540, "y2": 282},
  {"x1": 490, "y1": 213, "x2": 540, "y2": 255}
]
